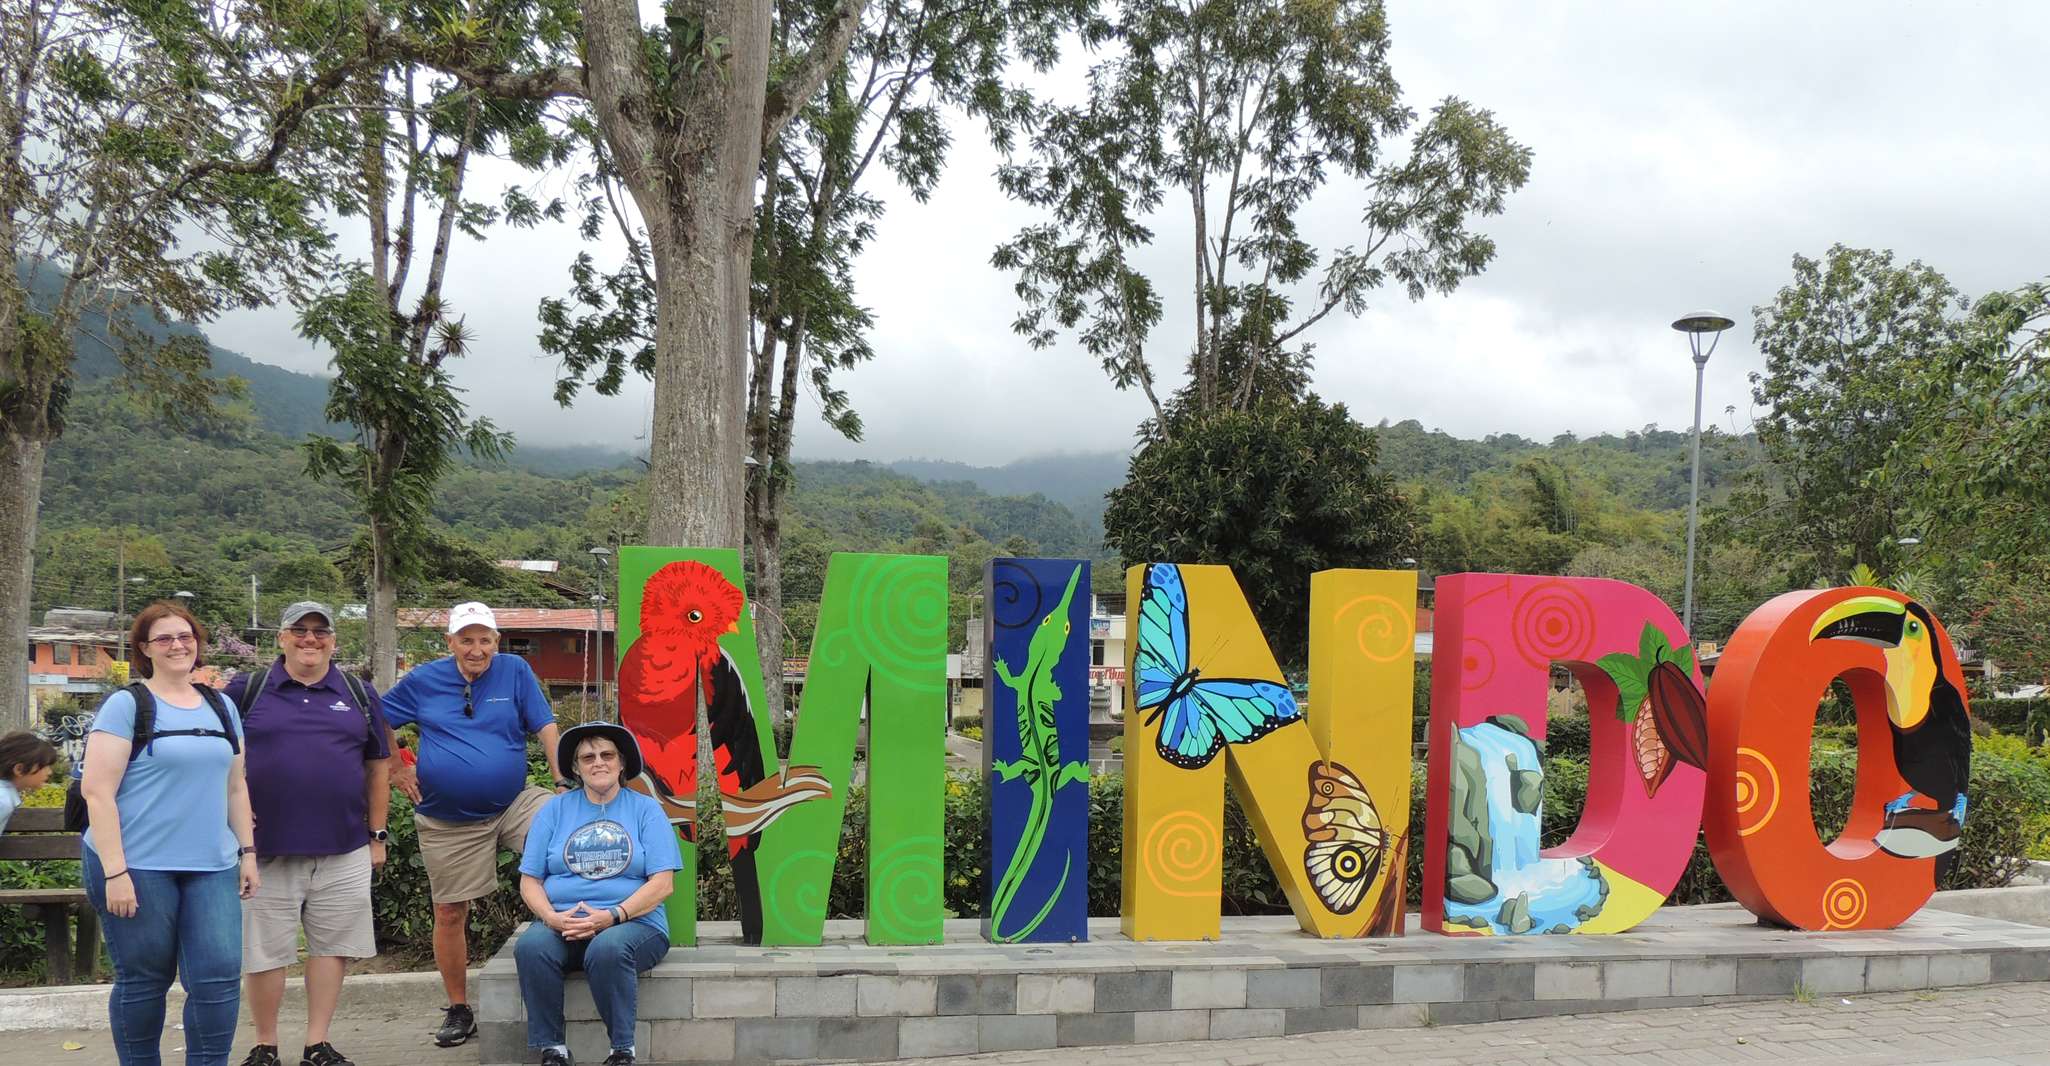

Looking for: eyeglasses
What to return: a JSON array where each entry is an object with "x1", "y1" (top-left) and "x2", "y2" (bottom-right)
[
  {"x1": 284, "y1": 626, "x2": 335, "y2": 640},
  {"x1": 145, "y1": 633, "x2": 197, "y2": 649},
  {"x1": 577, "y1": 750, "x2": 620, "y2": 766},
  {"x1": 462, "y1": 681, "x2": 474, "y2": 718}
]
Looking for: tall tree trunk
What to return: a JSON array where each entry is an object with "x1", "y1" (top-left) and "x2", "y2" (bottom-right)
[
  {"x1": 0, "y1": 434, "x2": 45, "y2": 730},
  {"x1": 632, "y1": 1, "x2": 770, "y2": 553},
  {"x1": 368, "y1": 516, "x2": 399, "y2": 690},
  {"x1": 745, "y1": 489, "x2": 786, "y2": 722}
]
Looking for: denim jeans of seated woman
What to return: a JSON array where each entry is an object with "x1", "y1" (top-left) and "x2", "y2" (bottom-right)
[
  {"x1": 83, "y1": 846, "x2": 242, "y2": 1066},
  {"x1": 515, "y1": 920, "x2": 672, "y2": 1052}
]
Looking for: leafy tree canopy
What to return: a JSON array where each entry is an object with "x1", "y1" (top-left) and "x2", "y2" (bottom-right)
[{"x1": 1103, "y1": 396, "x2": 1416, "y2": 670}]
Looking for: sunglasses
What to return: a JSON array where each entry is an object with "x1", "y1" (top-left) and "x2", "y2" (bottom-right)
[
  {"x1": 463, "y1": 680, "x2": 474, "y2": 718},
  {"x1": 284, "y1": 626, "x2": 335, "y2": 640}
]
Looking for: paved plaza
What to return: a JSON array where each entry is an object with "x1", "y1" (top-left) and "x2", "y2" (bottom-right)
[{"x1": 16, "y1": 980, "x2": 2050, "y2": 1064}]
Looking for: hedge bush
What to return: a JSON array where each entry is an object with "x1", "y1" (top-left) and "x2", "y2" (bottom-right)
[
  {"x1": 9, "y1": 734, "x2": 2050, "y2": 980},
  {"x1": 1975, "y1": 698, "x2": 2050, "y2": 743}
]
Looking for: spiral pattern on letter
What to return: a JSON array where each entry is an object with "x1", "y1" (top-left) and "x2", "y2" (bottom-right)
[
  {"x1": 1334, "y1": 594, "x2": 1414, "y2": 663},
  {"x1": 1460, "y1": 638, "x2": 1496, "y2": 691},
  {"x1": 847, "y1": 556, "x2": 947, "y2": 694},
  {"x1": 868, "y1": 836, "x2": 945, "y2": 943},
  {"x1": 1143, "y1": 810, "x2": 1221, "y2": 899},
  {"x1": 1509, "y1": 581, "x2": 1597, "y2": 668},
  {"x1": 1734, "y1": 747, "x2": 1781, "y2": 838},
  {"x1": 1821, "y1": 877, "x2": 1869, "y2": 930},
  {"x1": 988, "y1": 560, "x2": 1045, "y2": 632},
  {"x1": 761, "y1": 847, "x2": 835, "y2": 934}
]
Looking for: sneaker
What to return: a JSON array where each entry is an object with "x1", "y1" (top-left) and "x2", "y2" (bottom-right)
[
  {"x1": 300, "y1": 1043, "x2": 355, "y2": 1066},
  {"x1": 434, "y1": 1004, "x2": 478, "y2": 1048},
  {"x1": 603, "y1": 1052, "x2": 634, "y2": 1066},
  {"x1": 239, "y1": 1046, "x2": 281, "y2": 1066},
  {"x1": 540, "y1": 1049, "x2": 572, "y2": 1066}
]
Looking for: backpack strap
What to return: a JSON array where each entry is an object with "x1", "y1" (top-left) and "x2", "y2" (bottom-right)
[
  {"x1": 338, "y1": 671, "x2": 373, "y2": 726},
  {"x1": 195, "y1": 685, "x2": 241, "y2": 756},
  {"x1": 122, "y1": 682, "x2": 155, "y2": 763},
  {"x1": 124, "y1": 683, "x2": 241, "y2": 760},
  {"x1": 237, "y1": 664, "x2": 272, "y2": 720}
]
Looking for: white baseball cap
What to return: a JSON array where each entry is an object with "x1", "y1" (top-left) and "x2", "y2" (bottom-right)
[{"x1": 447, "y1": 601, "x2": 499, "y2": 634}]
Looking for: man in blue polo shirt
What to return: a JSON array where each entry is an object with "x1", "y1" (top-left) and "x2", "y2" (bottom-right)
[
  {"x1": 383, "y1": 601, "x2": 563, "y2": 1048},
  {"x1": 233, "y1": 602, "x2": 393, "y2": 1066}
]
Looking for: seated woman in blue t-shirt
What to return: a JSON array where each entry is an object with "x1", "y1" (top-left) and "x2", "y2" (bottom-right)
[{"x1": 516, "y1": 722, "x2": 681, "y2": 1066}]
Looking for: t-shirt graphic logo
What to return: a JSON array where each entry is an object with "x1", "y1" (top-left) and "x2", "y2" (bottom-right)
[
  {"x1": 330, "y1": 701, "x2": 352, "y2": 713},
  {"x1": 563, "y1": 819, "x2": 632, "y2": 879}
]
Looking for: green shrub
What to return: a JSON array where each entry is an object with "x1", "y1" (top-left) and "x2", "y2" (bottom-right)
[
  {"x1": 0, "y1": 859, "x2": 83, "y2": 985},
  {"x1": 1974, "y1": 698, "x2": 2050, "y2": 743},
  {"x1": 21, "y1": 729, "x2": 2050, "y2": 980},
  {"x1": 1545, "y1": 716, "x2": 1591, "y2": 761}
]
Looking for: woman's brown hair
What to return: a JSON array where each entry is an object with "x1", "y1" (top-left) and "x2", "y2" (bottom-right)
[
  {"x1": 0, "y1": 731, "x2": 59, "y2": 780},
  {"x1": 128, "y1": 601, "x2": 207, "y2": 679}
]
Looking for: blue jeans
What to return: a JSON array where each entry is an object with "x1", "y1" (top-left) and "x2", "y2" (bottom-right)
[
  {"x1": 82, "y1": 847, "x2": 242, "y2": 1066},
  {"x1": 515, "y1": 920, "x2": 670, "y2": 1051}
]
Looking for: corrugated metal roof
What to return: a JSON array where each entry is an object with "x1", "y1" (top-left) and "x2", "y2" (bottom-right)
[{"x1": 397, "y1": 607, "x2": 616, "y2": 632}]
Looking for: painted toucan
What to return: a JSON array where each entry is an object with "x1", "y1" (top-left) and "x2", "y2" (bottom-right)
[{"x1": 1809, "y1": 595, "x2": 1972, "y2": 874}]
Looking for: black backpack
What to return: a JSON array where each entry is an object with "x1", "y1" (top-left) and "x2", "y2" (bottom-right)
[
  {"x1": 64, "y1": 682, "x2": 239, "y2": 833},
  {"x1": 234, "y1": 663, "x2": 373, "y2": 734}
]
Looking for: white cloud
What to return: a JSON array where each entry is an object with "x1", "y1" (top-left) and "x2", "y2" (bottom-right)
[{"x1": 203, "y1": 2, "x2": 2050, "y2": 466}]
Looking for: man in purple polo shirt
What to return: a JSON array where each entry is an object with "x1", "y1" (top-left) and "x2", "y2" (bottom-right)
[{"x1": 232, "y1": 602, "x2": 393, "y2": 1066}]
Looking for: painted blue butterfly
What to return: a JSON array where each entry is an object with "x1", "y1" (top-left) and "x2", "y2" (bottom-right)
[{"x1": 1135, "y1": 563, "x2": 1303, "y2": 769}]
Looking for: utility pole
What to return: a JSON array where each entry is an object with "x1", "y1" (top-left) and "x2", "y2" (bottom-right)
[
  {"x1": 115, "y1": 542, "x2": 127, "y2": 662},
  {"x1": 250, "y1": 574, "x2": 260, "y2": 629}
]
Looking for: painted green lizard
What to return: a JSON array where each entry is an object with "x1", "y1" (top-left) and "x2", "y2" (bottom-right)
[{"x1": 988, "y1": 563, "x2": 1091, "y2": 942}]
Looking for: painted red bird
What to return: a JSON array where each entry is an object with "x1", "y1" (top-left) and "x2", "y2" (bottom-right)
[{"x1": 618, "y1": 560, "x2": 828, "y2": 942}]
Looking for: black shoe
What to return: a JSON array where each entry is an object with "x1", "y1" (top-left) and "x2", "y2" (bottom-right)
[
  {"x1": 434, "y1": 1004, "x2": 478, "y2": 1048},
  {"x1": 603, "y1": 1052, "x2": 633, "y2": 1066},
  {"x1": 300, "y1": 1043, "x2": 355, "y2": 1066},
  {"x1": 239, "y1": 1046, "x2": 281, "y2": 1066},
  {"x1": 540, "y1": 1049, "x2": 572, "y2": 1066}
]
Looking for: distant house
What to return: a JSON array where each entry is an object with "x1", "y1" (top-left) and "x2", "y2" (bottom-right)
[
  {"x1": 397, "y1": 606, "x2": 618, "y2": 699},
  {"x1": 27, "y1": 611, "x2": 124, "y2": 714}
]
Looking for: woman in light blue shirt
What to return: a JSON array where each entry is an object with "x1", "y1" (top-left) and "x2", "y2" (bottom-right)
[
  {"x1": 515, "y1": 722, "x2": 679, "y2": 1066},
  {"x1": 81, "y1": 602, "x2": 259, "y2": 1066}
]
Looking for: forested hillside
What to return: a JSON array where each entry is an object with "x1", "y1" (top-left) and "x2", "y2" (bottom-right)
[{"x1": 28, "y1": 295, "x2": 1791, "y2": 655}]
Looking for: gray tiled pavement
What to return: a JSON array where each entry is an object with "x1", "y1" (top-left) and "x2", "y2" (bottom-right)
[{"x1": 21, "y1": 980, "x2": 2050, "y2": 1064}]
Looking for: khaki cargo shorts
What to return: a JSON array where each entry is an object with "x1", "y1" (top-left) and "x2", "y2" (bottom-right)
[
  {"x1": 414, "y1": 786, "x2": 553, "y2": 905},
  {"x1": 243, "y1": 846, "x2": 377, "y2": 972}
]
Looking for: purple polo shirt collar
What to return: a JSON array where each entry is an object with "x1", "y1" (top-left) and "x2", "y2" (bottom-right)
[{"x1": 239, "y1": 656, "x2": 393, "y2": 858}]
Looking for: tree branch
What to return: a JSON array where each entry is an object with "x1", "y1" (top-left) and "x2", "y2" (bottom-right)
[{"x1": 760, "y1": 0, "x2": 872, "y2": 149}]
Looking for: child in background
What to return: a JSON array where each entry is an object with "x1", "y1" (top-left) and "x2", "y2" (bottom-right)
[{"x1": 0, "y1": 731, "x2": 62, "y2": 835}]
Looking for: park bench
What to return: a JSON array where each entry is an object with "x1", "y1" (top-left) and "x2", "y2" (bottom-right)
[{"x1": 0, "y1": 805, "x2": 99, "y2": 984}]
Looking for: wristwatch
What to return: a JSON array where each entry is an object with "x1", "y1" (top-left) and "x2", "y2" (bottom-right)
[
  {"x1": 369, "y1": 828, "x2": 391, "y2": 844},
  {"x1": 554, "y1": 778, "x2": 575, "y2": 790},
  {"x1": 237, "y1": 846, "x2": 257, "y2": 857}
]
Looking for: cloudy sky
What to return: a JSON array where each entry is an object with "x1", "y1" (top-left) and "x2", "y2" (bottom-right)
[{"x1": 199, "y1": 3, "x2": 2050, "y2": 467}]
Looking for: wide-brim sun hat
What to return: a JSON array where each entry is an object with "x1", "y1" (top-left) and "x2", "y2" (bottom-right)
[{"x1": 557, "y1": 721, "x2": 645, "y2": 784}]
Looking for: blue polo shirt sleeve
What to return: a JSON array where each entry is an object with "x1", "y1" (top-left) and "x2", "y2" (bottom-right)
[
  {"x1": 363, "y1": 683, "x2": 393, "y2": 760},
  {"x1": 514, "y1": 657, "x2": 554, "y2": 734},
  {"x1": 639, "y1": 793, "x2": 684, "y2": 874},
  {"x1": 380, "y1": 671, "x2": 421, "y2": 727},
  {"x1": 519, "y1": 796, "x2": 559, "y2": 880}
]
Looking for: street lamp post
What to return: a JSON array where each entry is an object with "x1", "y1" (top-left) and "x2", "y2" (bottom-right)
[{"x1": 1672, "y1": 311, "x2": 1735, "y2": 636}]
